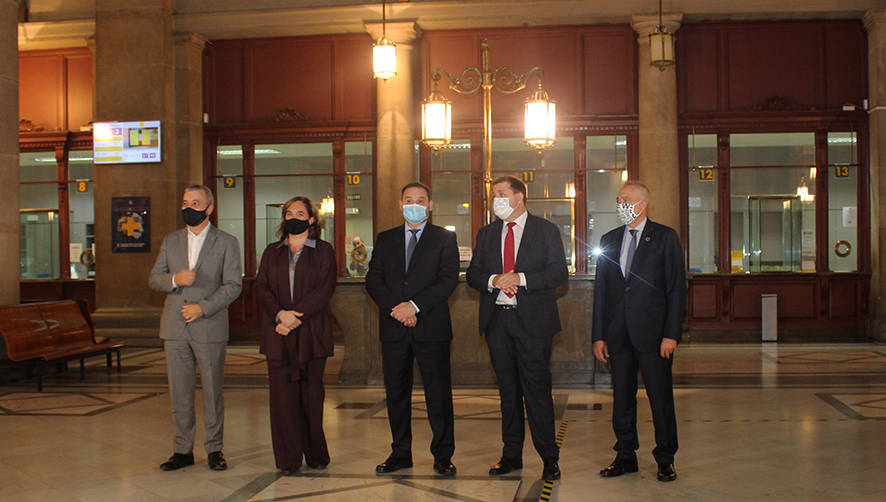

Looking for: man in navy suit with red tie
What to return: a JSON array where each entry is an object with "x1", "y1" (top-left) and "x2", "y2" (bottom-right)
[
  {"x1": 592, "y1": 181, "x2": 686, "y2": 482},
  {"x1": 467, "y1": 176, "x2": 568, "y2": 482}
]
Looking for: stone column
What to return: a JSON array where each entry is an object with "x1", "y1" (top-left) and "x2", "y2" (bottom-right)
[
  {"x1": 0, "y1": 0, "x2": 19, "y2": 305},
  {"x1": 92, "y1": 0, "x2": 187, "y2": 344},
  {"x1": 365, "y1": 21, "x2": 421, "y2": 233},
  {"x1": 632, "y1": 14, "x2": 683, "y2": 236},
  {"x1": 175, "y1": 33, "x2": 207, "y2": 185},
  {"x1": 865, "y1": 10, "x2": 886, "y2": 341}
]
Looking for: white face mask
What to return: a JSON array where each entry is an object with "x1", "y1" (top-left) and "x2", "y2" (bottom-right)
[
  {"x1": 493, "y1": 197, "x2": 515, "y2": 220},
  {"x1": 616, "y1": 201, "x2": 640, "y2": 225}
]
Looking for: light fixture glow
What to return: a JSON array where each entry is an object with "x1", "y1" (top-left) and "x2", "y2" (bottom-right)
[
  {"x1": 421, "y1": 79, "x2": 452, "y2": 150},
  {"x1": 372, "y1": 1, "x2": 397, "y2": 80},
  {"x1": 444, "y1": 225, "x2": 456, "y2": 232},
  {"x1": 321, "y1": 193, "x2": 335, "y2": 215},
  {"x1": 621, "y1": 170, "x2": 628, "y2": 182},
  {"x1": 649, "y1": 0, "x2": 675, "y2": 71},
  {"x1": 524, "y1": 82, "x2": 556, "y2": 151},
  {"x1": 592, "y1": 247, "x2": 602, "y2": 256}
]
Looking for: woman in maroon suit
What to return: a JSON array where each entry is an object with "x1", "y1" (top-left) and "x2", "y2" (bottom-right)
[{"x1": 255, "y1": 196, "x2": 337, "y2": 474}]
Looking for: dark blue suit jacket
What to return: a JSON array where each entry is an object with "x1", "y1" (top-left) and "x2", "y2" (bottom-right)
[
  {"x1": 365, "y1": 224, "x2": 459, "y2": 342},
  {"x1": 591, "y1": 219, "x2": 686, "y2": 353},
  {"x1": 466, "y1": 213, "x2": 568, "y2": 338}
]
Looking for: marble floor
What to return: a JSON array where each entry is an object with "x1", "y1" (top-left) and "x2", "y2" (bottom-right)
[{"x1": 1, "y1": 343, "x2": 885, "y2": 501}]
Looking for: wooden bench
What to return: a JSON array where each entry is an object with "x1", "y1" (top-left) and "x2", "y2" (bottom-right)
[{"x1": 0, "y1": 300, "x2": 125, "y2": 391}]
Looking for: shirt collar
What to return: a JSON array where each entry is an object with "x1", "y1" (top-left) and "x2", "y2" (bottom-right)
[
  {"x1": 405, "y1": 221, "x2": 428, "y2": 236},
  {"x1": 187, "y1": 222, "x2": 211, "y2": 238},
  {"x1": 504, "y1": 210, "x2": 529, "y2": 228},
  {"x1": 625, "y1": 216, "x2": 647, "y2": 236},
  {"x1": 278, "y1": 237, "x2": 318, "y2": 249}
]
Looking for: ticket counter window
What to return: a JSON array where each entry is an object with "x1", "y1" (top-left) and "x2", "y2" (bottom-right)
[
  {"x1": 345, "y1": 141, "x2": 373, "y2": 277},
  {"x1": 729, "y1": 133, "x2": 816, "y2": 273},
  {"x1": 492, "y1": 137, "x2": 575, "y2": 272},
  {"x1": 20, "y1": 152, "x2": 60, "y2": 279},
  {"x1": 828, "y1": 132, "x2": 858, "y2": 272},
  {"x1": 255, "y1": 143, "x2": 334, "y2": 268},
  {"x1": 216, "y1": 145, "x2": 245, "y2": 274},
  {"x1": 429, "y1": 140, "x2": 472, "y2": 270},
  {"x1": 586, "y1": 135, "x2": 627, "y2": 275},
  {"x1": 68, "y1": 150, "x2": 95, "y2": 279},
  {"x1": 686, "y1": 134, "x2": 718, "y2": 274}
]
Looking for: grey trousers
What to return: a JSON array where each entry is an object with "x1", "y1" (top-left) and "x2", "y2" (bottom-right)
[{"x1": 164, "y1": 339, "x2": 227, "y2": 454}]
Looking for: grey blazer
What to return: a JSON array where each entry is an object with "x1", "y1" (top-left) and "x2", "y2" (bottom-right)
[{"x1": 148, "y1": 225, "x2": 243, "y2": 342}]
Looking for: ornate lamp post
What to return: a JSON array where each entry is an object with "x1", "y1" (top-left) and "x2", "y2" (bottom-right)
[{"x1": 420, "y1": 39, "x2": 556, "y2": 223}]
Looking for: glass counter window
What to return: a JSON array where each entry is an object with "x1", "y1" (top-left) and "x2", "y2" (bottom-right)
[
  {"x1": 255, "y1": 143, "x2": 334, "y2": 268},
  {"x1": 216, "y1": 145, "x2": 246, "y2": 274},
  {"x1": 586, "y1": 135, "x2": 626, "y2": 275},
  {"x1": 492, "y1": 137, "x2": 575, "y2": 272},
  {"x1": 429, "y1": 139, "x2": 472, "y2": 270},
  {"x1": 345, "y1": 141, "x2": 373, "y2": 277},
  {"x1": 729, "y1": 133, "x2": 816, "y2": 273},
  {"x1": 827, "y1": 132, "x2": 858, "y2": 272},
  {"x1": 686, "y1": 134, "x2": 718, "y2": 274}
]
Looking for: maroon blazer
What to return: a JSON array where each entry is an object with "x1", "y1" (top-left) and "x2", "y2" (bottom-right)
[{"x1": 255, "y1": 239, "x2": 337, "y2": 365}]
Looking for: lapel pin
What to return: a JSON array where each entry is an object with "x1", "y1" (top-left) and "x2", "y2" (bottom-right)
[{"x1": 645, "y1": 236, "x2": 651, "y2": 242}]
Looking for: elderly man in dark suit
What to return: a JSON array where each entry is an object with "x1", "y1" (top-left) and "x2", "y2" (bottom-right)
[
  {"x1": 592, "y1": 181, "x2": 686, "y2": 482},
  {"x1": 366, "y1": 182, "x2": 460, "y2": 476},
  {"x1": 149, "y1": 184, "x2": 242, "y2": 472},
  {"x1": 466, "y1": 176, "x2": 568, "y2": 482}
]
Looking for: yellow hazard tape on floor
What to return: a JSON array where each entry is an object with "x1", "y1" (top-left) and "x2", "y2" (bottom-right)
[{"x1": 539, "y1": 419, "x2": 568, "y2": 502}]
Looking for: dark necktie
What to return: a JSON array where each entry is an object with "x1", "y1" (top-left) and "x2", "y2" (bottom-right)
[
  {"x1": 625, "y1": 228, "x2": 638, "y2": 277},
  {"x1": 503, "y1": 222, "x2": 516, "y2": 297},
  {"x1": 405, "y1": 229, "x2": 419, "y2": 271}
]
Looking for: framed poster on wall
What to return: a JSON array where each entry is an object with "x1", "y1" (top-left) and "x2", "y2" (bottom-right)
[{"x1": 112, "y1": 197, "x2": 150, "y2": 253}]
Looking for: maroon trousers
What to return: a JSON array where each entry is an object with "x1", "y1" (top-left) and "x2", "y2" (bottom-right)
[{"x1": 267, "y1": 357, "x2": 329, "y2": 469}]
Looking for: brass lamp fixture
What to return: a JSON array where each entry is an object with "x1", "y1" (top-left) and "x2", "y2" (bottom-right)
[
  {"x1": 372, "y1": 1, "x2": 397, "y2": 80},
  {"x1": 649, "y1": 0, "x2": 675, "y2": 70},
  {"x1": 421, "y1": 74, "x2": 452, "y2": 150},
  {"x1": 524, "y1": 81, "x2": 557, "y2": 151},
  {"x1": 420, "y1": 39, "x2": 556, "y2": 223}
]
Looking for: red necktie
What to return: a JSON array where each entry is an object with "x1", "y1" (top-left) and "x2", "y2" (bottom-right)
[{"x1": 503, "y1": 222, "x2": 516, "y2": 297}]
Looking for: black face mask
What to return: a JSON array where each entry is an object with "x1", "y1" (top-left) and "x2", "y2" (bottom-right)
[
  {"x1": 284, "y1": 218, "x2": 310, "y2": 236},
  {"x1": 182, "y1": 207, "x2": 208, "y2": 227}
]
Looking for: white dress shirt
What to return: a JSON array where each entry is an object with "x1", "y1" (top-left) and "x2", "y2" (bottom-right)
[
  {"x1": 619, "y1": 216, "x2": 647, "y2": 277},
  {"x1": 171, "y1": 223, "x2": 211, "y2": 289},
  {"x1": 487, "y1": 210, "x2": 529, "y2": 305}
]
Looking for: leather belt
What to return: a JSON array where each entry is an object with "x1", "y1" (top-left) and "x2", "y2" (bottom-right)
[{"x1": 495, "y1": 304, "x2": 517, "y2": 310}]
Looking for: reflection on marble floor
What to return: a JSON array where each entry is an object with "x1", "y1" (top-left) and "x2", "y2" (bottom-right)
[{"x1": 0, "y1": 343, "x2": 884, "y2": 502}]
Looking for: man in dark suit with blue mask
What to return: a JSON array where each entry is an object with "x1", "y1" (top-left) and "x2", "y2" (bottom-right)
[
  {"x1": 592, "y1": 181, "x2": 686, "y2": 482},
  {"x1": 366, "y1": 182, "x2": 459, "y2": 477}
]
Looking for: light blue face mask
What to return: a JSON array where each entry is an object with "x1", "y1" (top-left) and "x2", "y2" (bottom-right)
[{"x1": 402, "y1": 204, "x2": 428, "y2": 224}]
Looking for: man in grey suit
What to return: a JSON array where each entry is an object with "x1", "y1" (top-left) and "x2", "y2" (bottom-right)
[{"x1": 149, "y1": 185, "x2": 242, "y2": 472}]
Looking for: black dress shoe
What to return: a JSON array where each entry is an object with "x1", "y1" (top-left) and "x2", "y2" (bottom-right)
[
  {"x1": 542, "y1": 459, "x2": 561, "y2": 481},
  {"x1": 489, "y1": 457, "x2": 522, "y2": 476},
  {"x1": 280, "y1": 467, "x2": 298, "y2": 476},
  {"x1": 657, "y1": 462, "x2": 677, "y2": 482},
  {"x1": 433, "y1": 460, "x2": 457, "y2": 476},
  {"x1": 306, "y1": 462, "x2": 328, "y2": 470},
  {"x1": 208, "y1": 451, "x2": 227, "y2": 471},
  {"x1": 160, "y1": 453, "x2": 194, "y2": 471},
  {"x1": 599, "y1": 457, "x2": 639, "y2": 478},
  {"x1": 376, "y1": 455, "x2": 413, "y2": 474}
]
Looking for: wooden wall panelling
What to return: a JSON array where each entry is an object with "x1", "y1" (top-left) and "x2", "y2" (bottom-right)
[
  {"x1": 486, "y1": 31, "x2": 579, "y2": 121},
  {"x1": 731, "y1": 279, "x2": 817, "y2": 320},
  {"x1": 583, "y1": 27, "x2": 636, "y2": 115},
  {"x1": 726, "y1": 25, "x2": 821, "y2": 111},
  {"x1": 65, "y1": 54, "x2": 93, "y2": 131},
  {"x1": 829, "y1": 276, "x2": 858, "y2": 318},
  {"x1": 824, "y1": 24, "x2": 867, "y2": 109},
  {"x1": 689, "y1": 279, "x2": 718, "y2": 319},
  {"x1": 210, "y1": 42, "x2": 245, "y2": 124},
  {"x1": 333, "y1": 37, "x2": 375, "y2": 121},
  {"x1": 248, "y1": 39, "x2": 334, "y2": 122},
  {"x1": 423, "y1": 32, "x2": 483, "y2": 123},
  {"x1": 19, "y1": 53, "x2": 64, "y2": 131},
  {"x1": 677, "y1": 27, "x2": 719, "y2": 113}
]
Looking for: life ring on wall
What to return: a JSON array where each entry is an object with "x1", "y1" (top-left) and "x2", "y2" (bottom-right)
[
  {"x1": 834, "y1": 240, "x2": 852, "y2": 258},
  {"x1": 350, "y1": 245, "x2": 368, "y2": 264},
  {"x1": 79, "y1": 249, "x2": 95, "y2": 266}
]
